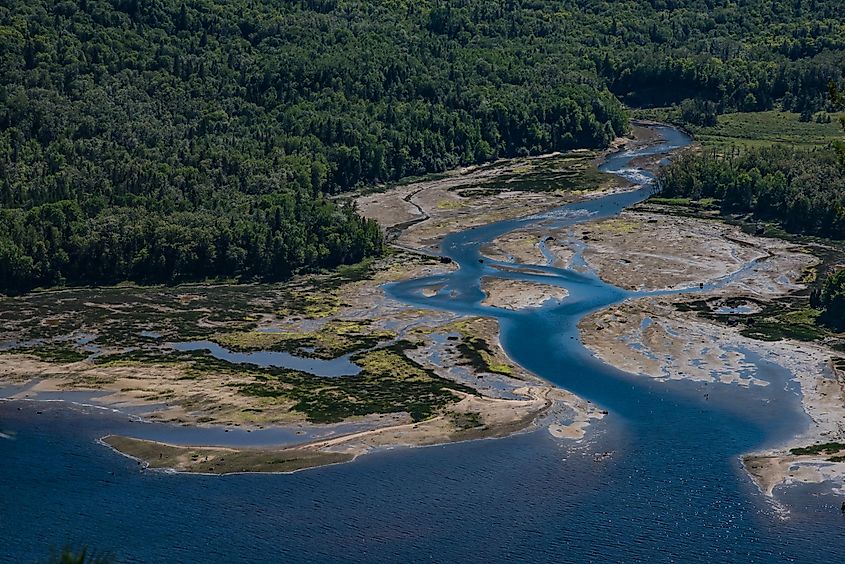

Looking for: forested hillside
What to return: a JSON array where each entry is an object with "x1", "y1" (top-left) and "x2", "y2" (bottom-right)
[{"x1": 2, "y1": 0, "x2": 845, "y2": 293}]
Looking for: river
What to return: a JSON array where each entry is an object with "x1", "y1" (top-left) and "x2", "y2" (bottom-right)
[{"x1": 2, "y1": 126, "x2": 843, "y2": 562}]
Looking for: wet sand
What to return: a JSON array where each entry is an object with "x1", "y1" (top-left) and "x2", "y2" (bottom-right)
[
  {"x1": 480, "y1": 278, "x2": 569, "y2": 311},
  {"x1": 571, "y1": 207, "x2": 845, "y2": 496}
]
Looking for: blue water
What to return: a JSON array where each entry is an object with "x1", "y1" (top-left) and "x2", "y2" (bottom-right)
[
  {"x1": 170, "y1": 340, "x2": 362, "y2": 376},
  {"x1": 3, "y1": 127, "x2": 844, "y2": 562}
]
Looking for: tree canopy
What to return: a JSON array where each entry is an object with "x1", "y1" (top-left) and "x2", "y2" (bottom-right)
[
  {"x1": 3, "y1": 0, "x2": 845, "y2": 293},
  {"x1": 657, "y1": 146, "x2": 845, "y2": 238},
  {"x1": 813, "y1": 268, "x2": 845, "y2": 330}
]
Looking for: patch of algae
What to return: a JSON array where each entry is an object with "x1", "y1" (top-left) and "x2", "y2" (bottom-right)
[
  {"x1": 426, "y1": 318, "x2": 517, "y2": 377},
  {"x1": 436, "y1": 199, "x2": 467, "y2": 210},
  {"x1": 240, "y1": 342, "x2": 474, "y2": 423},
  {"x1": 276, "y1": 289, "x2": 341, "y2": 319},
  {"x1": 212, "y1": 320, "x2": 396, "y2": 359},
  {"x1": 591, "y1": 218, "x2": 638, "y2": 234}
]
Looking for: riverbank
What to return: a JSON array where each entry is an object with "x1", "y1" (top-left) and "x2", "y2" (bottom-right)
[
  {"x1": 356, "y1": 124, "x2": 660, "y2": 254},
  {"x1": 0, "y1": 127, "x2": 666, "y2": 473},
  {"x1": 570, "y1": 205, "x2": 845, "y2": 497}
]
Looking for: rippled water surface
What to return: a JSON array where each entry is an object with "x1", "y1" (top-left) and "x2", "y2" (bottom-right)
[{"x1": 3, "y1": 128, "x2": 844, "y2": 562}]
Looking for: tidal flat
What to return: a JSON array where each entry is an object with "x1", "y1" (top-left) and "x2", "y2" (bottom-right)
[
  {"x1": 571, "y1": 206, "x2": 845, "y2": 497},
  {"x1": 0, "y1": 250, "x2": 590, "y2": 471},
  {"x1": 5, "y1": 122, "x2": 843, "y2": 502},
  {"x1": 0, "y1": 130, "x2": 647, "y2": 472}
]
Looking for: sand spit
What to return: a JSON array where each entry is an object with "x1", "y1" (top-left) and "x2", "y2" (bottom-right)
[
  {"x1": 480, "y1": 277, "x2": 569, "y2": 311},
  {"x1": 744, "y1": 447, "x2": 845, "y2": 497},
  {"x1": 102, "y1": 385, "x2": 567, "y2": 474}
]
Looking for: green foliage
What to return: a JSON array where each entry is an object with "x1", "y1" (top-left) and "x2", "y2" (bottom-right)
[
  {"x1": 451, "y1": 411, "x2": 484, "y2": 431},
  {"x1": 680, "y1": 99, "x2": 718, "y2": 127},
  {"x1": 25, "y1": 345, "x2": 88, "y2": 363},
  {"x1": 92, "y1": 339, "x2": 471, "y2": 423},
  {"x1": 739, "y1": 315, "x2": 829, "y2": 342},
  {"x1": 599, "y1": 1, "x2": 845, "y2": 113},
  {"x1": 44, "y1": 547, "x2": 112, "y2": 564},
  {"x1": 830, "y1": 82, "x2": 845, "y2": 165},
  {"x1": 813, "y1": 269, "x2": 845, "y2": 330},
  {"x1": 4, "y1": 0, "x2": 845, "y2": 293},
  {"x1": 657, "y1": 146, "x2": 845, "y2": 237},
  {"x1": 674, "y1": 295, "x2": 835, "y2": 343},
  {"x1": 648, "y1": 197, "x2": 719, "y2": 210},
  {"x1": 789, "y1": 442, "x2": 845, "y2": 456},
  {"x1": 0, "y1": 0, "x2": 633, "y2": 294},
  {"x1": 691, "y1": 111, "x2": 845, "y2": 149},
  {"x1": 239, "y1": 341, "x2": 474, "y2": 423},
  {"x1": 212, "y1": 320, "x2": 395, "y2": 359},
  {"x1": 456, "y1": 335, "x2": 513, "y2": 376}
]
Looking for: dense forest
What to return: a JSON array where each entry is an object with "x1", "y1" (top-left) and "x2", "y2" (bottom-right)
[
  {"x1": 656, "y1": 146, "x2": 845, "y2": 238},
  {"x1": 3, "y1": 0, "x2": 845, "y2": 293},
  {"x1": 812, "y1": 268, "x2": 845, "y2": 330}
]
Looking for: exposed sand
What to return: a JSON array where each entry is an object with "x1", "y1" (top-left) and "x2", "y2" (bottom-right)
[
  {"x1": 579, "y1": 211, "x2": 791, "y2": 292},
  {"x1": 102, "y1": 384, "x2": 606, "y2": 474},
  {"x1": 356, "y1": 127, "x2": 660, "y2": 254},
  {"x1": 480, "y1": 277, "x2": 568, "y2": 311},
  {"x1": 572, "y1": 208, "x2": 845, "y2": 497},
  {"x1": 1, "y1": 125, "x2": 668, "y2": 474},
  {"x1": 1, "y1": 354, "x2": 304, "y2": 426},
  {"x1": 0, "y1": 254, "x2": 463, "y2": 428},
  {"x1": 581, "y1": 297, "x2": 771, "y2": 387},
  {"x1": 740, "y1": 347, "x2": 845, "y2": 496},
  {"x1": 481, "y1": 230, "x2": 550, "y2": 266},
  {"x1": 745, "y1": 449, "x2": 845, "y2": 497},
  {"x1": 1, "y1": 258, "x2": 597, "y2": 473}
]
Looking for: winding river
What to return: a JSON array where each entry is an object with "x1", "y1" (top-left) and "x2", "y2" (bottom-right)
[{"x1": 3, "y1": 126, "x2": 844, "y2": 562}]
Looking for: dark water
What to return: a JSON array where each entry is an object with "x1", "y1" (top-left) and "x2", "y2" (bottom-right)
[
  {"x1": 3, "y1": 128, "x2": 844, "y2": 562},
  {"x1": 171, "y1": 340, "x2": 361, "y2": 376}
]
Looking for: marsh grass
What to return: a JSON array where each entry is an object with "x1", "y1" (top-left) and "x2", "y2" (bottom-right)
[
  {"x1": 238, "y1": 341, "x2": 474, "y2": 423},
  {"x1": 789, "y1": 442, "x2": 845, "y2": 456},
  {"x1": 633, "y1": 108, "x2": 844, "y2": 150}
]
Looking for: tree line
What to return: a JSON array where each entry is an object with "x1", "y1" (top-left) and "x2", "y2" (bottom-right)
[
  {"x1": 3, "y1": 0, "x2": 845, "y2": 293},
  {"x1": 657, "y1": 145, "x2": 845, "y2": 327},
  {"x1": 812, "y1": 269, "x2": 845, "y2": 331},
  {"x1": 657, "y1": 146, "x2": 845, "y2": 238}
]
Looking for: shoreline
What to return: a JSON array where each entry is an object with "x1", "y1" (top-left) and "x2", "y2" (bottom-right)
[
  {"x1": 92, "y1": 125, "x2": 672, "y2": 473},
  {"x1": 25, "y1": 121, "x2": 832, "y2": 494},
  {"x1": 570, "y1": 205, "x2": 845, "y2": 498},
  {"x1": 0, "y1": 128, "x2": 668, "y2": 474},
  {"x1": 94, "y1": 384, "x2": 584, "y2": 475}
]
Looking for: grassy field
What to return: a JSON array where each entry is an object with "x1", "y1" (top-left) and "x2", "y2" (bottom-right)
[
  {"x1": 635, "y1": 108, "x2": 843, "y2": 149},
  {"x1": 694, "y1": 111, "x2": 844, "y2": 149}
]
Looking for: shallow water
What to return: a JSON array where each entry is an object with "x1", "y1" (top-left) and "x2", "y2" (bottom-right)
[
  {"x1": 3, "y1": 127, "x2": 844, "y2": 562},
  {"x1": 170, "y1": 340, "x2": 362, "y2": 376}
]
